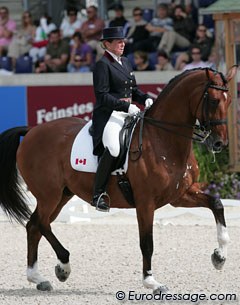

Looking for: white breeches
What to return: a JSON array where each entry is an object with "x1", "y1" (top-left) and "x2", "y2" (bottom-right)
[{"x1": 102, "y1": 111, "x2": 129, "y2": 157}]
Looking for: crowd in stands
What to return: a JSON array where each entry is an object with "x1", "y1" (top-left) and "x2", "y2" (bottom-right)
[{"x1": 0, "y1": 1, "x2": 217, "y2": 74}]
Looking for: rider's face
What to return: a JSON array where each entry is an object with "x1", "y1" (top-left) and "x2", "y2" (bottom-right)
[{"x1": 106, "y1": 39, "x2": 125, "y2": 57}]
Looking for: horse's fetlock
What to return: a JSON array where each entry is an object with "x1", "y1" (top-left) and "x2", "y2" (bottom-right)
[{"x1": 58, "y1": 249, "x2": 70, "y2": 264}]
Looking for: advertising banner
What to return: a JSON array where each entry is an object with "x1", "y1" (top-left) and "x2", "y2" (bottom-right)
[
  {"x1": 0, "y1": 86, "x2": 27, "y2": 133},
  {"x1": 27, "y1": 84, "x2": 165, "y2": 126},
  {"x1": 27, "y1": 85, "x2": 95, "y2": 126}
]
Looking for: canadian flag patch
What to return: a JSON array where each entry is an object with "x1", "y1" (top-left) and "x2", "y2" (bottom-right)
[{"x1": 75, "y1": 158, "x2": 86, "y2": 165}]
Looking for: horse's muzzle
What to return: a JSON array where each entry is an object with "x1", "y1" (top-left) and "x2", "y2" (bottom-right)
[{"x1": 205, "y1": 134, "x2": 228, "y2": 153}]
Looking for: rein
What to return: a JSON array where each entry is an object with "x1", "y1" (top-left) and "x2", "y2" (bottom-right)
[
  {"x1": 143, "y1": 116, "x2": 210, "y2": 142},
  {"x1": 130, "y1": 70, "x2": 229, "y2": 160}
]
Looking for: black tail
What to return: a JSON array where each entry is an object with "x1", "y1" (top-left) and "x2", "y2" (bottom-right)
[{"x1": 0, "y1": 127, "x2": 32, "y2": 225}]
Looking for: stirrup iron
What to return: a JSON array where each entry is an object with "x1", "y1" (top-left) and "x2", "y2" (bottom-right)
[{"x1": 96, "y1": 192, "x2": 110, "y2": 212}]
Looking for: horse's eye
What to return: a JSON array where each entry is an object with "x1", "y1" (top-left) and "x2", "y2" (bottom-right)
[{"x1": 209, "y1": 98, "x2": 219, "y2": 108}]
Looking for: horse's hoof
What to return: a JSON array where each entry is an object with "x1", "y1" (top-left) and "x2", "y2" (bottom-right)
[
  {"x1": 36, "y1": 281, "x2": 53, "y2": 291},
  {"x1": 211, "y1": 248, "x2": 226, "y2": 270},
  {"x1": 55, "y1": 264, "x2": 70, "y2": 282},
  {"x1": 153, "y1": 285, "x2": 169, "y2": 295}
]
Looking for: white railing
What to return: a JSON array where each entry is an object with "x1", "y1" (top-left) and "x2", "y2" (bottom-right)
[{"x1": 0, "y1": 192, "x2": 239, "y2": 225}]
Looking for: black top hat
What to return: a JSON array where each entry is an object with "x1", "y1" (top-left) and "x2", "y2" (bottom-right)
[{"x1": 100, "y1": 27, "x2": 125, "y2": 41}]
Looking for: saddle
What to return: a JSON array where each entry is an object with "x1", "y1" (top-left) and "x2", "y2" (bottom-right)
[
  {"x1": 90, "y1": 115, "x2": 138, "y2": 206},
  {"x1": 71, "y1": 116, "x2": 138, "y2": 206}
]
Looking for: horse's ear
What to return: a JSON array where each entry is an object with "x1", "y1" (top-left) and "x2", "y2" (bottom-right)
[{"x1": 225, "y1": 65, "x2": 238, "y2": 82}]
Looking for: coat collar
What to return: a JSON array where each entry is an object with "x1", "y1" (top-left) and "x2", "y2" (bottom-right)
[
  {"x1": 103, "y1": 51, "x2": 132, "y2": 79},
  {"x1": 104, "y1": 51, "x2": 115, "y2": 62}
]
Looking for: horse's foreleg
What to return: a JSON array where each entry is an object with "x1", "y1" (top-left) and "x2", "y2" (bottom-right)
[
  {"x1": 174, "y1": 184, "x2": 229, "y2": 270},
  {"x1": 26, "y1": 210, "x2": 53, "y2": 291},
  {"x1": 209, "y1": 197, "x2": 229, "y2": 270},
  {"x1": 136, "y1": 206, "x2": 168, "y2": 293}
]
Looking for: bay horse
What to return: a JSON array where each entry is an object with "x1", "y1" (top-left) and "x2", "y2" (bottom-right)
[{"x1": 0, "y1": 66, "x2": 237, "y2": 292}]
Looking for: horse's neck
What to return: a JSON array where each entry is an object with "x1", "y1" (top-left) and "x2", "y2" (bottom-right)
[
  {"x1": 152, "y1": 96, "x2": 193, "y2": 125},
  {"x1": 146, "y1": 96, "x2": 194, "y2": 164},
  {"x1": 152, "y1": 71, "x2": 204, "y2": 125}
]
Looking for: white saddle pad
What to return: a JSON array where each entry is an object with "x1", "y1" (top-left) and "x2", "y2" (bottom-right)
[{"x1": 70, "y1": 120, "x2": 129, "y2": 174}]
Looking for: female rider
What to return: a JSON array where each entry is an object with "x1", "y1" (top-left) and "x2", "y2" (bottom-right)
[{"x1": 91, "y1": 26, "x2": 153, "y2": 211}]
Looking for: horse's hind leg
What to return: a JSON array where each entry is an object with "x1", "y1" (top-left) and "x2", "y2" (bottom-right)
[
  {"x1": 173, "y1": 183, "x2": 229, "y2": 270},
  {"x1": 26, "y1": 209, "x2": 52, "y2": 291},
  {"x1": 136, "y1": 205, "x2": 168, "y2": 294},
  {"x1": 26, "y1": 193, "x2": 73, "y2": 291}
]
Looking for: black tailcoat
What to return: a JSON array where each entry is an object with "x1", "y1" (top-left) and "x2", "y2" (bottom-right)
[{"x1": 92, "y1": 51, "x2": 149, "y2": 156}]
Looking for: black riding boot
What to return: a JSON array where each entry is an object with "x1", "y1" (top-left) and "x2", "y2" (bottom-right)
[{"x1": 91, "y1": 148, "x2": 116, "y2": 212}]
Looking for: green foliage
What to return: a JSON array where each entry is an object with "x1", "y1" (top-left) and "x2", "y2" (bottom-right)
[{"x1": 193, "y1": 143, "x2": 240, "y2": 199}]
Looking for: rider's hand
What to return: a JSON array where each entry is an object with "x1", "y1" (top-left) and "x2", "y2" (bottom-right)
[
  {"x1": 128, "y1": 104, "x2": 141, "y2": 115},
  {"x1": 145, "y1": 98, "x2": 154, "y2": 108}
]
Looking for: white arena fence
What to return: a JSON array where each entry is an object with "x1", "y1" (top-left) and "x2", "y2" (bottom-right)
[{"x1": 0, "y1": 191, "x2": 239, "y2": 225}]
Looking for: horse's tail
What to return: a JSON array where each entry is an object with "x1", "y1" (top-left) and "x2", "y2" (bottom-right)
[{"x1": 0, "y1": 126, "x2": 32, "y2": 225}]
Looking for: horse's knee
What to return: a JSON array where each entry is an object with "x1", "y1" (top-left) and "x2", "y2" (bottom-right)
[
  {"x1": 209, "y1": 197, "x2": 224, "y2": 213},
  {"x1": 210, "y1": 198, "x2": 226, "y2": 226},
  {"x1": 212, "y1": 198, "x2": 224, "y2": 209}
]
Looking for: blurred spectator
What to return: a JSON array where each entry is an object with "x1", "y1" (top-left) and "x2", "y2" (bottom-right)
[
  {"x1": 133, "y1": 51, "x2": 155, "y2": 71},
  {"x1": 67, "y1": 32, "x2": 93, "y2": 72},
  {"x1": 124, "y1": 7, "x2": 149, "y2": 55},
  {"x1": 35, "y1": 58, "x2": 47, "y2": 73},
  {"x1": 197, "y1": 0, "x2": 217, "y2": 33},
  {"x1": 155, "y1": 50, "x2": 174, "y2": 71},
  {"x1": 29, "y1": 14, "x2": 57, "y2": 63},
  {"x1": 158, "y1": 5, "x2": 196, "y2": 54},
  {"x1": 134, "y1": 4, "x2": 173, "y2": 53},
  {"x1": 182, "y1": 45, "x2": 210, "y2": 71},
  {"x1": 169, "y1": 0, "x2": 195, "y2": 16},
  {"x1": 8, "y1": 11, "x2": 36, "y2": 69},
  {"x1": 192, "y1": 24, "x2": 213, "y2": 60},
  {"x1": 206, "y1": 47, "x2": 217, "y2": 70},
  {"x1": 60, "y1": 7, "x2": 82, "y2": 42},
  {"x1": 108, "y1": 3, "x2": 129, "y2": 36},
  {"x1": 163, "y1": 1, "x2": 198, "y2": 25},
  {"x1": 0, "y1": 6, "x2": 16, "y2": 56},
  {"x1": 37, "y1": 29, "x2": 70, "y2": 72},
  {"x1": 79, "y1": 5, "x2": 105, "y2": 60},
  {"x1": 175, "y1": 24, "x2": 213, "y2": 70}
]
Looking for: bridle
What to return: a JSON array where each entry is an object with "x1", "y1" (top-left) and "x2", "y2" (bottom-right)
[
  {"x1": 130, "y1": 69, "x2": 229, "y2": 160},
  {"x1": 145, "y1": 69, "x2": 229, "y2": 142},
  {"x1": 202, "y1": 85, "x2": 229, "y2": 128}
]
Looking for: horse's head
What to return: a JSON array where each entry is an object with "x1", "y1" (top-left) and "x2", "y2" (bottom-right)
[{"x1": 194, "y1": 66, "x2": 238, "y2": 153}]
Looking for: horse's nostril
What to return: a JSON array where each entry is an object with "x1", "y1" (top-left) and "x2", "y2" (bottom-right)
[{"x1": 213, "y1": 141, "x2": 224, "y2": 152}]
